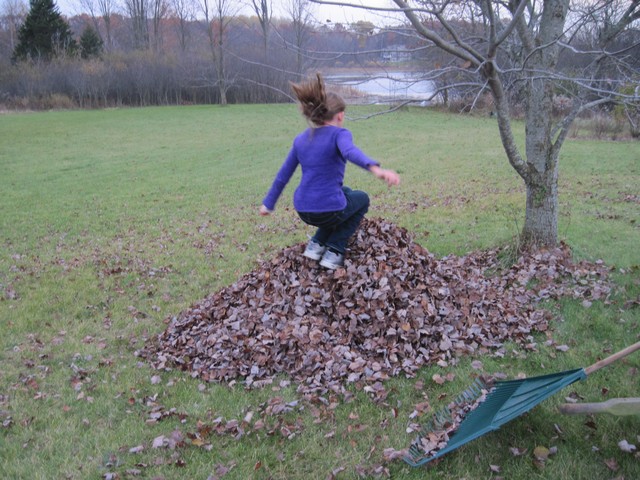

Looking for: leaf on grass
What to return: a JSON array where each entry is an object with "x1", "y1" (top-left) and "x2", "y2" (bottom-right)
[
  {"x1": 383, "y1": 448, "x2": 406, "y2": 461},
  {"x1": 328, "y1": 466, "x2": 346, "y2": 478},
  {"x1": 604, "y1": 457, "x2": 619, "y2": 472},
  {"x1": 618, "y1": 439, "x2": 637, "y2": 453},
  {"x1": 509, "y1": 447, "x2": 527, "y2": 456},
  {"x1": 152, "y1": 435, "x2": 166, "y2": 449},
  {"x1": 533, "y1": 446, "x2": 550, "y2": 462}
]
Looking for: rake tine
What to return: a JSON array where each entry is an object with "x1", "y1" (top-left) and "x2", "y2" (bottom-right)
[
  {"x1": 415, "y1": 377, "x2": 489, "y2": 435},
  {"x1": 406, "y1": 377, "x2": 492, "y2": 465}
]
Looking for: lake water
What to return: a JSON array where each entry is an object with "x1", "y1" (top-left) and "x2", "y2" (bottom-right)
[{"x1": 326, "y1": 72, "x2": 436, "y2": 103}]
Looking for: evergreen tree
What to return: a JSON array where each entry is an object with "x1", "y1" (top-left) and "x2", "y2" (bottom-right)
[
  {"x1": 79, "y1": 26, "x2": 103, "y2": 59},
  {"x1": 12, "y1": 0, "x2": 77, "y2": 62}
]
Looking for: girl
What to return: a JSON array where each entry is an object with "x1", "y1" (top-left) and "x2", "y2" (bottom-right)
[{"x1": 259, "y1": 74, "x2": 400, "y2": 269}]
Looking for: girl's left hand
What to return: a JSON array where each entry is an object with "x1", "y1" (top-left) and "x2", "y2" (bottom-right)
[{"x1": 370, "y1": 165, "x2": 401, "y2": 187}]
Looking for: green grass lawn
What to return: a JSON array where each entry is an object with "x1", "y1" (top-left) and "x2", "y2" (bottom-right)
[{"x1": 1, "y1": 105, "x2": 638, "y2": 479}]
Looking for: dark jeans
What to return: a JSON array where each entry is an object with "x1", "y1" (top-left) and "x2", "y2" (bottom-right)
[{"x1": 297, "y1": 186, "x2": 370, "y2": 254}]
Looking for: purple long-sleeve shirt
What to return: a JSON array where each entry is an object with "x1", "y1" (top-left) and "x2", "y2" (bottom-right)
[{"x1": 262, "y1": 126, "x2": 379, "y2": 213}]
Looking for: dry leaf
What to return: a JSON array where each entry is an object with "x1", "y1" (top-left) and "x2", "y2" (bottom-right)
[
  {"x1": 533, "y1": 446, "x2": 550, "y2": 461},
  {"x1": 604, "y1": 457, "x2": 619, "y2": 471},
  {"x1": 618, "y1": 439, "x2": 637, "y2": 453}
]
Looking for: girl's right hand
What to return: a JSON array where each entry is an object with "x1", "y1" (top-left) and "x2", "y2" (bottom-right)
[{"x1": 259, "y1": 205, "x2": 272, "y2": 216}]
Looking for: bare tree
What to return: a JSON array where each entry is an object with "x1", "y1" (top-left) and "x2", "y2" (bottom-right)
[
  {"x1": 124, "y1": 0, "x2": 149, "y2": 49},
  {"x1": 0, "y1": 0, "x2": 28, "y2": 56},
  {"x1": 248, "y1": 0, "x2": 272, "y2": 55},
  {"x1": 150, "y1": 0, "x2": 170, "y2": 51},
  {"x1": 170, "y1": 0, "x2": 195, "y2": 51},
  {"x1": 198, "y1": 0, "x2": 240, "y2": 104},
  {"x1": 312, "y1": 0, "x2": 640, "y2": 248},
  {"x1": 78, "y1": 0, "x2": 115, "y2": 50},
  {"x1": 284, "y1": 0, "x2": 314, "y2": 76}
]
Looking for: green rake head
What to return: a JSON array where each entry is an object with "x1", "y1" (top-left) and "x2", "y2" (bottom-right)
[
  {"x1": 404, "y1": 368, "x2": 587, "y2": 467},
  {"x1": 404, "y1": 377, "x2": 491, "y2": 466}
]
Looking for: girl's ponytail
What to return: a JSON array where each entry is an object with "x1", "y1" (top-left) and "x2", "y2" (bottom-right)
[{"x1": 291, "y1": 73, "x2": 345, "y2": 126}]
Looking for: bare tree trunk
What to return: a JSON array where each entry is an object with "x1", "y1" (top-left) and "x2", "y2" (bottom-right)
[
  {"x1": 199, "y1": 0, "x2": 236, "y2": 105},
  {"x1": 97, "y1": 0, "x2": 114, "y2": 50},
  {"x1": 125, "y1": 0, "x2": 149, "y2": 49},
  {"x1": 150, "y1": 0, "x2": 169, "y2": 52},
  {"x1": 520, "y1": 75, "x2": 560, "y2": 246},
  {"x1": 517, "y1": 0, "x2": 569, "y2": 246},
  {"x1": 171, "y1": 0, "x2": 194, "y2": 52},
  {"x1": 286, "y1": 0, "x2": 312, "y2": 76},
  {"x1": 80, "y1": 0, "x2": 114, "y2": 51},
  {"x1": 3, "y1": 0, "x2": 27, "y2": 53},
  {"x1": 215, "y1": 17, "x2": 227, "y2": 105},
  {"x1": 250, "y1": 0, "x2": 271, "y2": 57}
]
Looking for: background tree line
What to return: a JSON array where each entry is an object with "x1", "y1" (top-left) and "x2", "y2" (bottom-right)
[
  {"x1": 0, "y1": 0, "x2": 638, "y2": 115},
  {"x1": 0, "y1": 0, "x2": 420, "y2": 108}
]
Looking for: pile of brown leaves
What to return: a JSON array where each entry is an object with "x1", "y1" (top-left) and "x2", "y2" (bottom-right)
[{"x1": 141, "y1": 218, "x2": 611, "y2": 396}]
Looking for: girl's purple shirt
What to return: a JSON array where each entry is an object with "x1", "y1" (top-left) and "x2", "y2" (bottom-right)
[{"x1": 262, "y1": 126, "x2": 379, "y2": 213}]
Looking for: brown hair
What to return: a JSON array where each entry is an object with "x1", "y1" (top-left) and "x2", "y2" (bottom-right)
[{"x1": 291, "y1": 73, "x2": 346, "y2": 126}]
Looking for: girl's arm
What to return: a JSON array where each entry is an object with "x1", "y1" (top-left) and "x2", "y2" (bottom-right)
[{"x1": 261, "y1": 147, "x2": 299, "y2": 213}]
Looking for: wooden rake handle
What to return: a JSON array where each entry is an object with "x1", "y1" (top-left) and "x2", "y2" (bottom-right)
[
  {"x1": 559, "y1": 398, "x2": 640, "y2": 416},
  {"x1": 584, "y1": 341, "x2": 640, "y2": 376}
]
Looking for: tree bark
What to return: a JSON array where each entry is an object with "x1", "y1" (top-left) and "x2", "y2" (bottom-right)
[{"x1": 517, "y1": 0, "x2": 569, "y2": 246}]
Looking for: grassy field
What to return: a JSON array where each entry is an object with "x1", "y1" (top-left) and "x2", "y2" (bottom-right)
[{"x1": 0, "y1": 105, "x2": 638, "y2": 479}]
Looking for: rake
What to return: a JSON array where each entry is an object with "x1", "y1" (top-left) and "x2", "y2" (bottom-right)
[{"x1": 404, "y1": 341, "x2": 640, "y2": 467}]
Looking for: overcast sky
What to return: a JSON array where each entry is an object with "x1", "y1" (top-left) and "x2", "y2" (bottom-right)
[{"x1": 54, "y1": 0, "x2": 403, "y2": 26}]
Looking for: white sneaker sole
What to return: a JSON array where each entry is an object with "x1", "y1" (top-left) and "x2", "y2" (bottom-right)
[
  {"x1": 303, "y1": 250, "x2": 324, "y2": 261},
  {"x1": 320, "y1": 258, "x2": 344, "y2": 269}
]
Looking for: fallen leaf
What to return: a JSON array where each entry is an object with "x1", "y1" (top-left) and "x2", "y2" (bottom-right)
[
  {"x1": 383, "y1": 448, "x2": 406, "y2": 461},
  {"x1": 604, "y1": 457, "x2": 619, "y2": 471},
  {"x1": 152, "y1": 435, "x2": 166, "y2": 448},
  {"x1": 618, "y1": 439, "x2": 637, "y2": 453},
  {"x1": 509, "y1": 447, "x2": 527, "y2": 456},
  {"x1": 533, "y1": 446, "x2": 550, "y2": 462},
  {"x1": 471, "y1": 360, "x2": 483, "y2": 370}
]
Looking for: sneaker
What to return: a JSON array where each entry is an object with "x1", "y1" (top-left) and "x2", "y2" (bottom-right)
[
  {"x1": 303, "y1": 240, "x2": 327, "y2": 261},
  {"x1": 320, "y1": 249, "x2": 345, "y2": 270}
]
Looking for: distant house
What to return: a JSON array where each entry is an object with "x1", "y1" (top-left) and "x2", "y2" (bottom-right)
[{"x1": 382, "y1": 45, "x2": 412, "y2": 63}]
